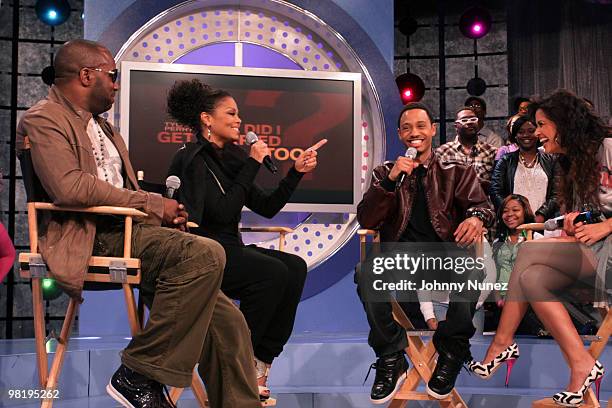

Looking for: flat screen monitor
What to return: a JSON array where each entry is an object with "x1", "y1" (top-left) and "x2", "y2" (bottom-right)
[{"x1": 119, "y1": 61, "x2": 361, "y2": 212}]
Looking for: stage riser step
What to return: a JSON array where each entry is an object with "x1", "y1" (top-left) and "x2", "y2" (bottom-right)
[
  {"x1": 1, "y1": 336, "x2": 610, "y2": 406},
  {"x1": 5, "y1": 392, "x2": 612, "y2": 408}
]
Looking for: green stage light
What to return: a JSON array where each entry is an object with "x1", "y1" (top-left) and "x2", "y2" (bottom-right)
[{"x1": 41, "y1": 278, "x2": 62, "y2": 301}]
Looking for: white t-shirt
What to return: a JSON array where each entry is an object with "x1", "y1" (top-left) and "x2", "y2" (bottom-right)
[{"x1": 513, "y1": 160, "x2": 548, "y2": 214}]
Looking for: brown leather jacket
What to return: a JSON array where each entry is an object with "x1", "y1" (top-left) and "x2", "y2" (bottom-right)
[
  {"x1": 357, "y1": 152, "x2": 494, "y2": 242},
  {"x1": 16, "y1": 86, "x2": 164, "y2": 299}
]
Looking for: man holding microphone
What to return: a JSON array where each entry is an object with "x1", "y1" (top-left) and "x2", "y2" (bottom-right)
[{"x1": 356, "y1": 102, "x2": 495, "y2": 403}]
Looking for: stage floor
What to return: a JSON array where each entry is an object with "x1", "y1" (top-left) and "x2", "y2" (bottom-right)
[{"x1": 1, "y1": 332, "x2": 610, "y2": 407}]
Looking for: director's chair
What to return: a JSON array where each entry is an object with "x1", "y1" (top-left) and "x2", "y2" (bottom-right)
[
  {"x1": 18, "y1": 138, "x2": 207, "y2": 407},
  {"x1": 358, "y1": 229, "x2": 469, "y2": 408}
]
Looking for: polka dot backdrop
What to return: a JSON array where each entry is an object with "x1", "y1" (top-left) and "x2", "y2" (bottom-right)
[{"x1": 114, "y1": 1, "x2": 386, "y2": 270}]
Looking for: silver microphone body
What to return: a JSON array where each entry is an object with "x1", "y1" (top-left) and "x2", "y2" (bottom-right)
[
  {"x1": 245, "y1": 131, "x2": 278, "y2": 173},
  {"x1": 165, "y1": 175, "x2": 181, "y2": 199},
  {"x1": 543, "y1": 210, "x2": 601, "y2": 231},
  {"x1": 398, "y1": 147, "x2": 418, "y2": 185}
]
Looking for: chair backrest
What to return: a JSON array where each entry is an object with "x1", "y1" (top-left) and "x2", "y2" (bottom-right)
[
  {"x1": 19, "y1": 137, "x2": 50, "y2": 204},
  {"x1": 137, "y1": 179, "x2": 165, "y2": 195}
]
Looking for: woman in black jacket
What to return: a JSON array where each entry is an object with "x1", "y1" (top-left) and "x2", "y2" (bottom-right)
[
  {"x1": 166, "y1": 79, "x2": 326, "y2": 400},
  {"x1": 490, "y1": 114, "x2": 560, "y2": 223}
]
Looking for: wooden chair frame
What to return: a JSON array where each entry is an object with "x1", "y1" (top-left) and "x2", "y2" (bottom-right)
[
  {"x1": 19, "y1": 202, "x2": 146, "y2": 408},
  {"x1": 18, "y1": 142, "x2": 206, "y2": 407},
  {"x1": 515, "y1": 223, "x2": 612, "y2": 408},
  {"x1": 358, "y1": 229, "x2": 468, "y2": 408}
]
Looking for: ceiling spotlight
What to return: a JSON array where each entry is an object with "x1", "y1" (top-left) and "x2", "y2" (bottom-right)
[
  {"x1": 467, "y1": 77, "x2": 487, "y2": 96},
  {"x1": 35, "y1": 0, "x2": 71, "y2": 26},
  {"x1": 396, "y1": 73, "x2": 425, "y2": 104},
  {"x1": 398, "y1": 16, "x2": 418, "y2": 36},
  {"x1": 459, "y1": 6, "x2": 492, "y2": 39}
]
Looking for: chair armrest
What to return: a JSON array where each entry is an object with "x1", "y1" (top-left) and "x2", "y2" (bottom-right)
[
  {"x1": 240, "y1": 226, "x2": 293, "y2": 234},
  {"x1": 516, "y1": 223, "x2": 545, "y2": 231},
  {"x1": 32, "y1": 202, "x2": 147, "y2": 218},
  {"x1": 357, "y1": 229, "x2": 378, "y2": 237}
]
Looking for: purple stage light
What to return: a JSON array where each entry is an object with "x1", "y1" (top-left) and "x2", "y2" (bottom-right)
[{"x1": 459, "y1": 6, "x2": 491, "y2": 39}]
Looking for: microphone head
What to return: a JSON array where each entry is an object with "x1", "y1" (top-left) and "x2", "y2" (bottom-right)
[
  {"x1": 544, "y1": 219, "x2": 558, "y2": 231},
  {"x1": 405, "y1": 147, "x2": 418, "y2": 160},
  {"x1": 165, "y1": 175, "x2": 181, "y2": 190},
  {"x1": 245, "y1": 131, "x2": 258, "y2": 145}
]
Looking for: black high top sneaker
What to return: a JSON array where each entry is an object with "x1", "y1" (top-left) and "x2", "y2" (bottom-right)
[
  {"x1": 426, "y1": 336, "x2": 471, "y2": 400},
  {"x1": 365, "y1": 351, "x2": 409, "y2": 404},
  {"x1": 107, "y1": 364, "x2": 177, "y2": 408}
]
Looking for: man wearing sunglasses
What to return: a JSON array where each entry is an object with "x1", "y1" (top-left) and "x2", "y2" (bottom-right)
[
  {"x1": 437, "y1": 107, "x2": 497, "y2": 192},
  {"x1": 465, "y1": 96, "x2": 504, "y2": 148},
  {"x1": 17, "y1": 39, "x2": 261, "y2": 408}
]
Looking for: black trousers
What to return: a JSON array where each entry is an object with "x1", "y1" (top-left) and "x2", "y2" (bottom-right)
[
  {"x1": 221, "y1": 245, "x2": 308, "y2": 364},
  {"x1": 356, "y1": 262, "x2": 481, "y2": 359}
]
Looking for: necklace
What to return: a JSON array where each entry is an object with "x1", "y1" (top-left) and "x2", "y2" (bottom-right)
[
  {"x1": 91, "y1": 120, "x2": 110, "y2": 182},
  {"x1": 519, "y1": 152, "x2": 538, "y2": 168}
]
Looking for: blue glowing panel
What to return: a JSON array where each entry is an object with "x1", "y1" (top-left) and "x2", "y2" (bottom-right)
[
  {"x1": 243, "y1": 43, "x2": 302, "y2": 70},
  {"x1": 173, "y1": 43, "x2": 235, "y2": 66}
]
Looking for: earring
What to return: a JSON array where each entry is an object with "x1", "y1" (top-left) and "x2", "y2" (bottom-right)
[{"x1": 207, "y1": 127, "x2": 212, "y2": 140}]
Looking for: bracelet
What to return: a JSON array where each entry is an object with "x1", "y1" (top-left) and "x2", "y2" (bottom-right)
[{"x1": 467, "y1": 209, "x2": 488, "y2": 224}]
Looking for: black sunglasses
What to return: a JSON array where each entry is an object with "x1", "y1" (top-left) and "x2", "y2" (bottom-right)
[{"x1": 83, "y1": 67, "x2": 119, "y2": 83}]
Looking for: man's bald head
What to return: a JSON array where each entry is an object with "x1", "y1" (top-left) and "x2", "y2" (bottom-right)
[
  {"x1": 52, "y1": 39, "x2": 118, "y2": 115},
  {"x1": 54, "y1": 39, "x2": 111, "y2": 83}
]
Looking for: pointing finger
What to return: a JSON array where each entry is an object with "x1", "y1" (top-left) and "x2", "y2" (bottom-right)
[{"x1": 307, "y1": 139, "x2": 328, "y2": 152}]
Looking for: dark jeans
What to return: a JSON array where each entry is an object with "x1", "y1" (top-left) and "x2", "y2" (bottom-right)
[
  {"x1": 355, "y1": 258, "x2": 481, "y2": 359},
  {"x1": 94, "y1": 221, "x2": 261, "y2": 408},
  {"x1": 221, "y1": 245, "x2": 307, "y2": 364}
]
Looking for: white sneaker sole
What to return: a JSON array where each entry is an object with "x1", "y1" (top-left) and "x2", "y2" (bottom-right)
[
  {"x1": 426, "y1": 384, "x2": 452, "y2": 400},
  {"x1": 106, "y1": 382, "x2": 136, "y2": 408},
  {"x1": 369, "y1": 371, "x2": 408, "y2": 405}
]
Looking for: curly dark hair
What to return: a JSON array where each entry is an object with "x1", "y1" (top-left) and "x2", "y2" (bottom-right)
[
  {"x1": 166, "y1": 79, "x2": 231, "y2": 134},
  {"x1": 495, "y1": 194, "x2": 535, "y2": 241},
  {"x1": 529, "y1": 89, "x2": 609, "y2": 211},
  {"x1": 512, "y1": 96, "x2": 530, "y2": 114}
]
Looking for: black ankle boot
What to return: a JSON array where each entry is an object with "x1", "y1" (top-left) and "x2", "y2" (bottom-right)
[{"x1": 365, "y1": 351, "x2": 409, "y2": 404}]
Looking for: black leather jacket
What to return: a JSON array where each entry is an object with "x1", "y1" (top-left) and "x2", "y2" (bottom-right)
[{"x1": 490, "y1": 151, "x2": 560, "y2": 219}]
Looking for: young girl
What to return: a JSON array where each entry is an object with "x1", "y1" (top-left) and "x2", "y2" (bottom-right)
[{"x1": 492, "y1": 194, "x2": 535, "y2": 308}]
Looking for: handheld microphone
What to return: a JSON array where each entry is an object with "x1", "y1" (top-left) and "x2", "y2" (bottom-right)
[
  {"x1": 398, "y1": 147, "x2": 418, "y2": 185},
  {"x1": 245, "y1": 131, "x2": 278, "y2": 174},
  {"x1": 165, "y1": 175, "x2": 181, "y2": 199},
  {"x1": 543, "y1": 210, "x2": 602, "y2": 231}
]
